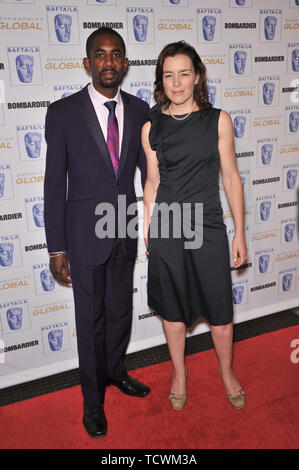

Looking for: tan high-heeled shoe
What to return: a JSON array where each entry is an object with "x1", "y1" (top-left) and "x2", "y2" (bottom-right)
[
  {"x1": 219, "y1": 366, "x2": 246, "y2": 409},
  {"x1": 168, "y1": 392, "x2": 187, "y2": 410},
  {"x1": 169, "y1": 367, "x2": 187, "y2": 410}
]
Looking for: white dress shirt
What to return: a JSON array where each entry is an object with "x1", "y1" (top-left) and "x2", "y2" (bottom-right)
[{"x1": 88, "y1": 82, "x2": 124, "y2": 157}]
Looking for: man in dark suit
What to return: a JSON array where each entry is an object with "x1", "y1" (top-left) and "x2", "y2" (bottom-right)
[{"x1": 44, "y1": 27, "x2": 150, "y2": 438}]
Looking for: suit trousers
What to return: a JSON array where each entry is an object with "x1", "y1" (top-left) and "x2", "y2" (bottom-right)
[{"x1": 70, "y1": 238, "x2": 135, "y2": 406}]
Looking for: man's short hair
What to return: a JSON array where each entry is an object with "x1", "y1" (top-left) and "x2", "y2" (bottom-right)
[{"x1": 86, "y1": 27, "x2": 126, "y2": 58}]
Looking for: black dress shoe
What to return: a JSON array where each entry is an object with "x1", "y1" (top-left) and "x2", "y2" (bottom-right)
[
  {"x1": 106, "y1": 375, "x2": 151, "y2": 397},
  {"x1": 83, "y1": 404, "x2": 107, "y2": 438}
]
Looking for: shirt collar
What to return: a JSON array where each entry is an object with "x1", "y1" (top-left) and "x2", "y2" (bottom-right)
[{"x1": 89, "y1": 82, "x2": 122, "y2": 108}]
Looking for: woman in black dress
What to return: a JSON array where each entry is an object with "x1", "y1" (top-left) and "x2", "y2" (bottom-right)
[{"x1": 141, "y1": 41, "x2": 247, "y2": 410}]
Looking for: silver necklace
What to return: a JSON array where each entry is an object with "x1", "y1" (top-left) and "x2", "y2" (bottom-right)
[{"x1": 169, "y1": 101, "x2": 196, "y2": 121}]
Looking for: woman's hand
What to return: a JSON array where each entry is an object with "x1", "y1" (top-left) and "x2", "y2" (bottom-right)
[{"x1": 232, "y1": 233, "x2": 247, "y2": 269}]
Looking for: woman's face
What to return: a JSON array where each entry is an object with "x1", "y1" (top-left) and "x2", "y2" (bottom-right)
[{"x1": 162, "y1": 54, "x2": 199, "y2": 107}]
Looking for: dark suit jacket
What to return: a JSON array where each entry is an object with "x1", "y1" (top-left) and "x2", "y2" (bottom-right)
[{"x1": 44, "y1": 85, "x2": 148, "y2": 266}]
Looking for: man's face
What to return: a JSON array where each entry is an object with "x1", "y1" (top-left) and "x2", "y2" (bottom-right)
[
  {"x1": 54, "y1": 14, "x2": 72, "y2": 43},
  {"x1": 84, "y1": 33, "x2": 128, "y2": 95}
]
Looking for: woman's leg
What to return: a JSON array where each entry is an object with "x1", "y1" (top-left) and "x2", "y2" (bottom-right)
[
  {"x1": 162, "y1": 319, "x2": 187, "y2": 395},
  {"x1": 210, "y1": 322, "x2": 242, "y2": 395}
]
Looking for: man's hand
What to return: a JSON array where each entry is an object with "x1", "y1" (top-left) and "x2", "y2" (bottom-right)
[{"x1": 49, "y1": 254, "x2": 72, "y2": 285}]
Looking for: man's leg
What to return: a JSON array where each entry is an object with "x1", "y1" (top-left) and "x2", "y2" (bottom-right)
[
  {"x1": 70, "y1": 262, "x2": 107, "y2": 406},
  {"x1": 105, "y1": 238, "x2": 134, "y2": 380},
  {"x1": 105, "y1": 238, "x2": 150, "y2": 397}
]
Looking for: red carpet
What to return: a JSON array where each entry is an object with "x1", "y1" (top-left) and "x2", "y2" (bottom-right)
[{"x1": 0, "y1": 325, "x2": 298, "y2": 449}]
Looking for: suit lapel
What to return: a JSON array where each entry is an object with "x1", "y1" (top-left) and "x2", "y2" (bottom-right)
[
  {"x1": 78, "y1": 86, "x2": 116, "y2": 178},
  {"x1": 117, "y1": 90, "x2": 133, "y2": 182}
]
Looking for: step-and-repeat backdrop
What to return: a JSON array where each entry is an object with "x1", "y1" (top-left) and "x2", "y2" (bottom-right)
[{"x1": 0, "y1": 0, "x2": 298, "y2": 387}]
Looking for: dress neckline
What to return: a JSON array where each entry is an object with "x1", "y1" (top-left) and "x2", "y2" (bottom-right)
[{"x1": 161, "y1": 110, "x2": 201, "y2": 118}]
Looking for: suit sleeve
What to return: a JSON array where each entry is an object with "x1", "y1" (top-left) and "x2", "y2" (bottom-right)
[
  {"x1": 137, "y1": 103, "x2": 149, "y2": 190},
  {"x1": 43, "y1": 104, "x2": 68, "y2": 253}
]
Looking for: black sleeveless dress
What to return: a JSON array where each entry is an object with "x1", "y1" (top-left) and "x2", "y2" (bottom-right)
[{"x1": 147, "y1": 104, "x2": 233, "y2": 327}]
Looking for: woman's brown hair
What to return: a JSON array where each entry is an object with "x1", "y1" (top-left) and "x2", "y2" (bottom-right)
[{"x1": 154, "y1": 40, "x2": 212, "y2": 115}]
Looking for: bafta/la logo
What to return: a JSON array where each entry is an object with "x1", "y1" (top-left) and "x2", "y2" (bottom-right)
[
  {"x1": 0, "y1": 164, "x2": 13, "y2": 200},
  {"x1": 197, "y1": 8, "x2": 221, "y2": 43},
  {"x1": 40, "y1": 268, "x2": 55, "y2": 292},
  {"x1": 41, "y1": 321, "x2": 70, "y2": 355},
  {"x1": 261, "y1": 143, "x2": 273, "y2": 165},
  {"x1": 0, "y1": 242, "x2": 14, "y2": 267},
  {"x1": 46, "y1": 6, "x2": 80, "y2": 45},
  {"x1": 284, "y1": 223, "x2": 295, "y2": 242},
  {"x1": 130, "y1": 82, "x2": 154, "y2": 106},
  {"x1": 230, "y1": 0, "x2": 253, "y2": 6},
  {"x1": 259, "y1": 9, "x2": 282, "y2": 42},
  {"x1": 0, "y1": 236, "x2": 22, "y2": 268},
  {"x1": 233, "y1": 285, "x2": 244, "y2": 304},
  {"x1": 229, "y1": 44, "x2": 252, "y2": 77},
  {"x1": 7, "y1": 47, "x2": 42, "y2": 86},
  {"x1": 287, "y1": 45, "x2": 299, "y2": 74},
  {"x1": 127, "y1": 7, "x2": 155, "y2": 44},
  {"x1": 48, "y1": 329, "x2": 63, "y2": 351},
  {"x1": 25, "y1": 132, "x2": 42, "y2": 158},
  {"x1": 0, "y1": 300, "x2": 31, "y2": 334},
  {"x1": 87, "y1": 0, "x2": 117, "y2": 4},
  {"x1": 234, "y1": 115, "x2": 246, "y2": 138},
  {"x1": 289, "y1": 111, "x2": 299, "y2": 133},
  {"x1": 234, "y1": 51, "x2": 247, "y2": 75},
  {"x1": 16, "y1": 124, "x2": 45, "y2": 161},
  {"x1": 292, "y1": 49, "x2": 299, "y2": 71},
  {"x1": 25, "y1": 197, "x2": 44, "y2": 230},
  {"x1": 256, "y1": 138, "x2": 278, "y2": 168},
  {"x1": 255, "y1": 195, "x2": 275, "y2": 224},
  {"x1": 6, "y1": 307, "x2": 23, "y2": 330},
  {"x1": 208, "y1": 85, "x2": 216, "y2": 105},
  {"x1": 285, "y1": 168, "x2": 298, "y2": 189}
]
